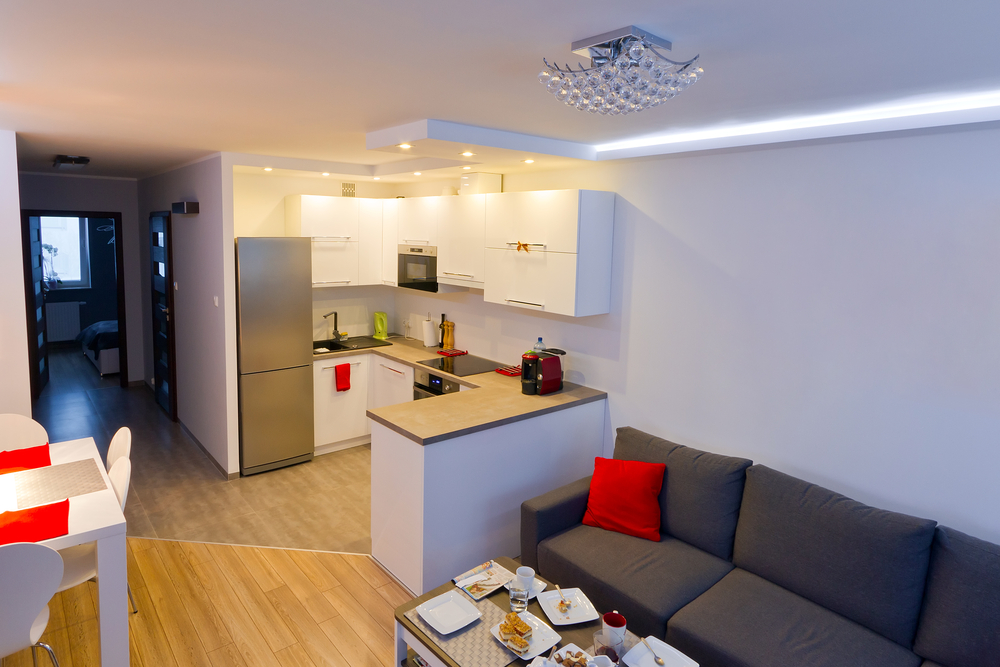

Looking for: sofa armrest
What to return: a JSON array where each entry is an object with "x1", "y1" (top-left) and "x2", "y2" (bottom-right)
[{"x1": 520, "y1": 476, "x2": 592, "y2": 570}]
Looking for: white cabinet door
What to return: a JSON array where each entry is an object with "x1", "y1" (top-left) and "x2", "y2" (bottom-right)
[
  {"x1": 381, "y1": 199, "x2": 398, "y2": 286},
  {"x1": 286, "y1": 195, "x2": 360, "y2": 239},
  {"x1": 370, "y1": 357, "x2": 414, "y2": 409},
  {"x1": 484, "y1": 248, "x2": 579, "y2": 316},
  {"x1": 485, "y1": 190, "x2": 581, "y2": 253},
  {"x1": 438, "y1": 194, "x2": 485, "y2": 286},
  {"x1": 397, "y1": 197, "x2": 438, "y2": 247},
  {"x1": 312, "y1": 240, "x2": 359, "y2": 287},
  {"x1": 314, "y1": 355, "x2": 371, "y2": 448},
  {"x1": 359, "y1": 199, "x2": 383, "y2": 286}
]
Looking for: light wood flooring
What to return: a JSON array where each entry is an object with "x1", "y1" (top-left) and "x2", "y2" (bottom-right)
[{"x1": 2, "y1": 537, "x2": 413, "y2": 667}]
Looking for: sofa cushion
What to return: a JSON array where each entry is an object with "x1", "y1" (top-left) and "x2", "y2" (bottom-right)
[
  {"x1": 583, "y1": 457, "x2": 665, "y2": 541},
  {"x1": 666, "y1": 569, "x2": 923, "y2": 667},
  {"x1": 614, "y1": 426, "x2": 752, "y2": 559},
  {"x1": 733, "y1": 465, "x2": 936, "y2": 647},
  {"x1": 537, "y1": 524, "x2": 733, "y2": 638},
  {"x1": 913, "y1": 526, "x2": 1000, "y2": 667}
]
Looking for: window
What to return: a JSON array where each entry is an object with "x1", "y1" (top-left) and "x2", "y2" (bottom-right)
[{"x1": 40, "y1": 216, "x2": 91, "y2": 289}]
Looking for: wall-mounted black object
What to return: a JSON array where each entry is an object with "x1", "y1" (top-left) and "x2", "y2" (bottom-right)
[
  {"x1": 171, "y1": 202, "x2": 199, "y2": 215},
  {"x1": 53, "y1": 155, "x2": 90, "y2": 170}
]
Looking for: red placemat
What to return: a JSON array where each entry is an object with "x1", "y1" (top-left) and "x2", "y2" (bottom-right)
[
  {"x1": 0, "y1": 443, "x2": 50, "y2": 476},
  {"x1": 0, "y1": 498, "x2": 70, "y2": 545}
]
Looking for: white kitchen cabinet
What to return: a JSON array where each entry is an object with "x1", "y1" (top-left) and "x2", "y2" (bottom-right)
[
  {"x1": 370, "y1": 357, "x2": 415, "y2": 409},
  {"x1": 397, "y1": 197, "x2": 439, "y2": 247},
  {"x1": 285, "y1": 195, "x2": 359, "y2": 240},
  {"x1": 438, "y1": 194, "x2": 486, "y2": 287},
  {"x1": 381, "y1": 199, "x2": 399, "y2": 286},
  {"x1": 314, "y1": 355, "x2": 370, "y2": 449},
  {"x1": 311, "y1": 239, "x2": 359, "y2": 287},
  {"x1": 485, "y1": 189, "x2": 586, "y2": 254},
  {"x1": 359, "y1": 199, "x2": 383, "y2": 286},
  {"x1": 484, "y1": 249, "x2": 580, "y2": 315}
]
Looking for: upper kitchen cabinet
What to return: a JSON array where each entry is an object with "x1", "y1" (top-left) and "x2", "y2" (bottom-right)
[
  {"x1": 397, "y1": 197, "x2": 438, "y2": 247},
  {"x1": 381, "y1": 199, "x2": 399, "y2": 286},
  {"x1": 484, "y1": 189, "x2": 615, "y2": 317},
  {"x1": 285, "y1": 194, "x2": 360, "y2": 240},
  {"x1": 358, "y1": 199, "x2": 383, "y2": 286},
  {"x1": 437, "y1": 194, "x2": 486, "y2": 287},
  {"x1": 312, "y1": 239, "x2": 359, "y2": 286}
]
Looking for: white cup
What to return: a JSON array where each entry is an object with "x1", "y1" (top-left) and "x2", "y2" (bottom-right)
[
  {"x1": 602, "y1": 610, "x2": 627, "y2": 646},
  {"x1": 587, "y1": 656, "x2": 614, "y2": 667},
  {"x1": 516, "y1": 566, "x2": 535, "y2": 593}
]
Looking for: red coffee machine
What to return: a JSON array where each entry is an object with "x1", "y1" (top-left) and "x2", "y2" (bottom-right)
[{"x1": 536, "y1": 349, "x2": 565, "y2": 395}]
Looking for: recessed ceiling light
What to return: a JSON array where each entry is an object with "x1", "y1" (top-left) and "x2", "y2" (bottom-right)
[
  {"x1": 413, "y1": 172, "x2": 422, "y2": 176},
  {"x1": 462, "y1": 166, "x2": 472, "y2": 170},
  {"x1": 461, "y1": 176, "x2": 469, "y2": 179},
  {"x1": 523, "y1": 159, "x2": 535, "y2": 164},
  {"x1": 322, "y1": 172, "x2": 330, "y2": 176},
  {"x1": 374, "y1": 177, "x2": 381, "y2": 180},
  {"x1": 460, "y1": 151, "x2": 475, "y2": 157},
  {"x1": 263, "y1": 167, "x2": 273, "y2": 171},
  {"x1": 398, "y1": 143, "x2": 412, "y2": 149}
]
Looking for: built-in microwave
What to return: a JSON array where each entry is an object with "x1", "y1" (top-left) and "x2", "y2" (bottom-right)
[{"x1": 398, "y1": 244, "x2": 438, "y2": 292}]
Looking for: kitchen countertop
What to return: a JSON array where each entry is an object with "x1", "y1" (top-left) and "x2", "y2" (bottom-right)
[{"x1": 313, "y1": 336, "x2": 607, "y2": 445}]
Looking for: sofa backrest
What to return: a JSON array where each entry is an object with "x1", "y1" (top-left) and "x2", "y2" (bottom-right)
[
  {"x1": 913, "y1": 526, "x2": 1000, "y2": 667},
  {"x1": 613, "y1": 427, "x2": 752, "y2": 560},
  {"x1": 733, "y1": 465, "x2": 937, "y2": 647}
]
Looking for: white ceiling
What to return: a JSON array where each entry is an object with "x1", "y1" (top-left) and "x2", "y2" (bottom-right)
[{"x1": 3, "y1": 0, "x2": 1000, "y2": 179}]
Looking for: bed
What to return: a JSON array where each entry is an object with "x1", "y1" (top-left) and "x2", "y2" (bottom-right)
[{"x1": 75, "y1": 320, "x2": 120, "y2": 376}]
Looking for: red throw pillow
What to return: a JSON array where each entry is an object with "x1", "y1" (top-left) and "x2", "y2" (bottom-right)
[{"x1": 583, "y1": 457, "x2": 666, "y2": 541}]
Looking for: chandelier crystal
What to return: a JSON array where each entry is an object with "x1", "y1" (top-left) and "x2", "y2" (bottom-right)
[{"x1": 539, "y1": 27, "x2": 703, "y2": 116}]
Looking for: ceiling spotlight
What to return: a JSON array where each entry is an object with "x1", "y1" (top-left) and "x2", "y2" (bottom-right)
[
  {"x1": 462, "y1": 166, "x2": 472, "y2": 170},
  {"x1": 263, "y1": 167, "x2": 273, "y2": 172},
  {"x1": 413, "y1": 172, "x2": 422, "y2": 176},
  {"x1": 322, "y1": 172, "x2": 330, "y2": 176},
  {"x1": 523, "y1": 159, "x2": 535, "y2": 164},
  {"x1": 398, "y1": 143, "x2": 413, "y2": 149},
  {"x1": 539, "y1": 25, "x2": 703, "y2": 116},
  {"x1": 374, "y1": 177, "x2": 381, "y2": 180},
  {"x1": 460, "y1": 151, "x2": 476, "y2": 157}
]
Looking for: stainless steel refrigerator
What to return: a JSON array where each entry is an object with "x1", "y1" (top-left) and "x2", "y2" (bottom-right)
[{"x1": 236, "y1": 237, "x2": 314, "y2": 475}]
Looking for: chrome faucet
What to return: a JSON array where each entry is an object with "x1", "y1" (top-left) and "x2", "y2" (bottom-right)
[{"x1": 322, "y1": 311, "x2": 346, "y2": 341}]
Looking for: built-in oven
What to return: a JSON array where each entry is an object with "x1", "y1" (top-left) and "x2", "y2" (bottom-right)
[
  {"x1": 398, "y1": 244, "x2": 438, "y2": 293},
  {"x1": 413, "y1": 367, "x2": 460, "y2": 400}
]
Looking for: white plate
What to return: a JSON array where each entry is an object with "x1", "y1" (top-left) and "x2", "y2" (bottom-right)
[
  {"x1": 503, "y1": 576, "x2": 547, "y2": 599},
  {"x1": 490, "y1": 610, "x2": 561, "y2": 661},
  {"x1": 536, "y1": 588, "x2": 601, "y2": 625},
  {"x1": 415, "y1": 590, "x2": 482, "y2": 635},
  {"x1": 526, "y1": 642, "x2": 594, "y2": 666},
  {"x1": 622, "y1": 636, "x2": 698, "y2": 667}
]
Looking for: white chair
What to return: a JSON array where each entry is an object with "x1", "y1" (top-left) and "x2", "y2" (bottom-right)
[
  {"x1": 57, "y1": 457, "x2": 138, "y2": 614},
  {"x1": 0, "y1": 414, "x2": 49, "y2": 450},
  {"x1": 0, "y1": 542, "x2": 64, "y2": 666},
  {"x1": 105, "y1": 427, "x2": 131, "y2": 472}
]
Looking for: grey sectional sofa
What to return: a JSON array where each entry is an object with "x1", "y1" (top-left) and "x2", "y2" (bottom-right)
[{"x1": 520, "y1": 427, "x2": 1000, "y2": 667}]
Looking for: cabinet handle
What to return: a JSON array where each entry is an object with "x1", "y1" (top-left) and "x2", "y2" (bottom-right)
[
  {"x1": 382, "y1": 280, "x2": 397, "y2": 286},
  {"x1": 506, "y1": 299, "x2": 545, "y2": 309},
  {"x1": 506, "y1": 242, "x2": 546, "y2": 248},
  {"x1": 322, "y1": 362, "x2": 362, "y2": 370},
  {"x1": 313, "y1": 280, "x2": 352, "y2": 285},
  {"x1": 442, "y1": 272, "x2": 474, "y2": 278},
  {"x1": 403, "y1": 239, "x2": 429, "y2": 244},
  {"x1": 380, "y1": 364, "x2": 404, "y2": 376},
  {"x1": 313, "y1": 236, "x2": 353, "y2": 241}
]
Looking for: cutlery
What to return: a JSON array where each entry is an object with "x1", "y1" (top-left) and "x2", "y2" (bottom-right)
[
  {"x1": 641, "y1": 637, "x2": 665, "y2": 666},
  {"x1": 556, "y1": 585, "x2": 567, "y2": 603}
]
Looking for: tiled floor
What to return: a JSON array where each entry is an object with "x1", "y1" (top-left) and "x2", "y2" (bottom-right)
[{"x1": 32, "y1": 346, "x2": 373, "y2": 553}]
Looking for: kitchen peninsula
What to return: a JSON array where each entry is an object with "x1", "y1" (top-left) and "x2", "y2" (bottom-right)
[{"x1": 313, "y1": 338, "x2": 607, "y2": 594}]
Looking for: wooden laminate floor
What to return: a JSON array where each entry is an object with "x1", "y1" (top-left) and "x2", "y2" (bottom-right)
[{"x1": 2, "y1": 537, "x2": 413, "y2": 667}]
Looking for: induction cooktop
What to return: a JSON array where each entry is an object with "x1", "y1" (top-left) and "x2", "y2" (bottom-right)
[{"x1": 417, "y1": 354, "x2": 506, "y2": 377}]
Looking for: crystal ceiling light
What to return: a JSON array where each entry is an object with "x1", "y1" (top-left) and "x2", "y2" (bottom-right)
[{"x1": 539, "y1": 26, "x2": 703, "y2": 116}]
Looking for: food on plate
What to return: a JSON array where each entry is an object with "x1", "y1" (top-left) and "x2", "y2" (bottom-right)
[
  {"x1": 504, "y1": 612, "x2": 533, "y2": 639},
  {"x1": 557, "y1": 597, "x2": 573, "y2": 614},
  {"x1": 498, "y1": 622, "x2": 516, "y2": 641},
  {"x1": 554, "y1": 649, "x2": 588, "y2": 666},
  {"x1": 506, "y1": 635, "x2": 530, "y2": 656}
]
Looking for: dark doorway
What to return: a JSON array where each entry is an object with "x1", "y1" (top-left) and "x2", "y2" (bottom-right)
[
  {"x1": 149, "y1": 211, "x2": 177, "y2": 420},
  {"x1": 21, "y1": 210, "x2": 129, "y2": 401}
]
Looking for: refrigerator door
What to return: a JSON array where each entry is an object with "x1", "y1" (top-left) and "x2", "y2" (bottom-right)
[
  {"x1": 239, "y1": 365, "x2": 314, "y2": 474},
  {"x1": 237, "y1": 237, "x2": 313, "y2": 374}
]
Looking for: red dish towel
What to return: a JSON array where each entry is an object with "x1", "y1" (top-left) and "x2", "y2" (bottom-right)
[
  {"x1": 335, "y1": 363, "x2": 351, "y2": 392},
  {"x1": 0, "y1": 443, "x2": 51, "y2": 475},
  {"x1": 0, "y1": 498, "x2": 70, "y2": 546}
]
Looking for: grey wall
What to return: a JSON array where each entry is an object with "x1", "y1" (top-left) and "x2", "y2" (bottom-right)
[{"x1": 18, "y1": 172, "x2": 143, "y2": 381}]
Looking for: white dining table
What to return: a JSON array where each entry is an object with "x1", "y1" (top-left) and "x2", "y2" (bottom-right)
[{"x1": 1, "y1": 437, "x2": 129, "y2": 666}]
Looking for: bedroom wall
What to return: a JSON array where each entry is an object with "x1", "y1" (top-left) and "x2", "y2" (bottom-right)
[
  {"x1": 0, "y1": 130, "x2": 31, "y2": 415},
  {"x1": 17, "y1": 172, "x2": 142, "y2": 381}
]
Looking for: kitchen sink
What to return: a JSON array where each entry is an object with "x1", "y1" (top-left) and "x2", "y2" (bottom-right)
[{"x1": 313, "y1": 336, "x2": 392, "y2": 352}]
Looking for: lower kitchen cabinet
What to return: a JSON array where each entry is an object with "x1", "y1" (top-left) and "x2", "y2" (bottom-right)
[
  {"x1": 314, "y1": 355, "x2": 370, "y2": 449},
  {"x1": 370, "y1": 357, "x2": 415, "y2": 408}
]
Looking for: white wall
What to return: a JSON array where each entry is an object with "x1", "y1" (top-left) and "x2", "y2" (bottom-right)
[
  {"x1": 0, "y1": 131, "x2": 31, "y2": 415},
  {"x1": 139, "y1": 155, "x2": 231, "y2": 472},
  {"x1": 397, "y1": 125, "x2": 1000, "y2": 544},
  {"x1": 312, "y1": 286, "x2": 395, "y2": 341},
  {"x1": 17, "y1": 173, "x2": 143, "y2": 382}
]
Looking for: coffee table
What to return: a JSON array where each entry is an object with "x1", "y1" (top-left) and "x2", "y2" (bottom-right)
[{"x1": 394, "y1": 556, "x2": 620, "y2": 667}]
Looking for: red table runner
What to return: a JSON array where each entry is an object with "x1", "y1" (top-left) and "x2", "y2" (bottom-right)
[
  {"x1": 0, "y1": 498, "x2": 70, "y2": 545},
  {"x1": 0, "y1": 443, "x2": 50, "y2": 475}
]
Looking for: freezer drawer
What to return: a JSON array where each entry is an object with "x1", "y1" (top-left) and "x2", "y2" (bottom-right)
[{"x1": 239, "y1": 365, "x2": 314, "y2": 475}]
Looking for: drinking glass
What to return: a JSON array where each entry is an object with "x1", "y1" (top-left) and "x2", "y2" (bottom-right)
[
  {"x1": 509, "y1": 583, "x2": 529, "y2": 612},
  {"x1": 593, "y1": 630, "x2": 624, "y2": 665}
]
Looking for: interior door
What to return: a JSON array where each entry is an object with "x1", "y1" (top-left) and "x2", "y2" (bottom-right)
[
  {"x1": 150, "y1": 211, "x2": 178, "y2": 420},
  {"x1": 21, "y1": 214, "x2": 48, "y2": 399}
]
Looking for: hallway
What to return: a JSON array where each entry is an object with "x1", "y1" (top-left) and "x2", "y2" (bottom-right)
[{"x1": 31, "y1": 346, "x2": 373, "y2": 554}]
